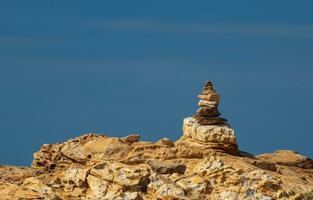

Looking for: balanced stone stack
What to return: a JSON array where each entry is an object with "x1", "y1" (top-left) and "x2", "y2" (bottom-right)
[
  {"x1": 181, "y1": 80, "x2": 238, "y2": 152},
  {"x1": 193, "y1": 80, "x2": 228, "y2": 126}
]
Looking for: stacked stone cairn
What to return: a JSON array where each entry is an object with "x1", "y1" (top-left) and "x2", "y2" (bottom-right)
[
  {"x1": 181, "y1": 80, "x2": 238, "y2": 152},
  {"x1": 193, "y1": 81, "x2": 228, "y2": 126}
]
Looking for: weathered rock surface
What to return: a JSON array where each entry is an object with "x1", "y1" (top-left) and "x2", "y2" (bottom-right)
[
  {"x1": 181, "y1": 117, "x2": 238, "y2": 152},
  {"x1": 1, "y1": 137, "x2": 312, "y2": 199},
  {"x1": 1, "y1": 80, "x2": 312, "y2": 199},
  {"x1": 257, "y1": 150, "x2": 313, "y2": 169}
]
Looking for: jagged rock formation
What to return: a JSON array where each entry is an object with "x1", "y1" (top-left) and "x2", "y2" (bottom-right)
[{"x1": 0, "y1": 81, "x2": 313, "y2": 200}]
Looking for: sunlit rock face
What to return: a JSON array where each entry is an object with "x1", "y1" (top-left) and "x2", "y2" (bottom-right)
[
  {"x1": 181, "y1": 116, "x2": 238, "y2": 153},
  {"x1": 1, "y1": 81, "x2": 313, "y2": 200}
]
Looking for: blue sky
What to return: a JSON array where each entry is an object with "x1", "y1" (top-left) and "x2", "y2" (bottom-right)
[{"x1": 0, "y1": 1, "x2": 312, "y2": 165}]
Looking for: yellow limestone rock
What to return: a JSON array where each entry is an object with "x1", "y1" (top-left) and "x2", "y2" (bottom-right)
[
  {"x1": 90, "y1": 161, "x2": 150, "y2": 187},
  {"x1": 2, "y1": 136, "x2": 313, "y2": 200},
  {"x1": 182, "y1": 117, "x2": 238, "y2": 151}
]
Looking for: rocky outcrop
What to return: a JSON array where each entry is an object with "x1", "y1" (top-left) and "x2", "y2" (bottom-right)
[
  {"x1": 2, "y1": 136, "x2": 313, "y2": 200},
  {"x1": 0, "y1": 80, "x2": 313, "y2": 200},
  {"x1": 179, "y1": 117, "x2": 238, "y2": 153},
  {"x1": 257, "y1": 150, "x2": 313, "y2": 169}
]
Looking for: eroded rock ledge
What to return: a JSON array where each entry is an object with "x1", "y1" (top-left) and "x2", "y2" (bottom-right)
[{"x1": 0, "y1": 81, "x2": 312, "y2": 200}]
